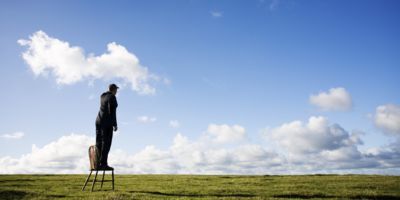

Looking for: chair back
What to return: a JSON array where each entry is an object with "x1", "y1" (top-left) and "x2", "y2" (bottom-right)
[{"x1": 88, "y1": 145, "x2": 99, "y2": 170}]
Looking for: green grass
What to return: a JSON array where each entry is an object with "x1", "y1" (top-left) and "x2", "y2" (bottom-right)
[{"x1": 1, "y1": 174, "x2": 399, "y2": 199}]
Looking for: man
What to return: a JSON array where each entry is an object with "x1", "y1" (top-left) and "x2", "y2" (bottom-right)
[{"x1": 95, "y1": 83, "x2": 119, "y2": 170}]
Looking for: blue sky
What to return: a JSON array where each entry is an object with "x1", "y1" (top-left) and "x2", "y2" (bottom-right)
[{"x1": 0, "y1": 0, "x2": 399, "y2": 174}]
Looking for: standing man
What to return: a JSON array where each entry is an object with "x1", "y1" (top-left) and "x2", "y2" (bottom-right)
[{"x1": 95, "y1": 83, "x2": 119, "y2": 170}]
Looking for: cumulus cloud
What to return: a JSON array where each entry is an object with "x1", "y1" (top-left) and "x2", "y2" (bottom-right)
[
  {"x1": 113, "y1": 131, "x2": 283, "y2": 174},
  {"x1": 137, "y1": 116, "x2": 157, "y2": 123},
  {"x1": 310, "y1": 87, "x2": 353, "y2": 111},
  {"x1": 374, "y1": 104, "x2": 400, "y2": 135},
  {"x1": 0, "y1": 130, "x2": 281, "y2": 174},
  {"x1": 266, "y1": 116, "x2": 360, "y2": 154},
  {"x1": 1, "y1": 122, "x2": 399, "y2": 174},
  {"x1": 205, "y1": 124, "x2": 246, "y2": 144},
  {"x1": 169, "y1": 120, "x2": 180, "y2": 128},
  {"x1": 261, "y1": 116, "x2": 388, "y2": 172},
  {"x1": 0, "y1": 132, "x2": 24, "y2": 139},
  {"x1": 18, "y1": 31, "x2": 160, "y2": 95},
  {"x1": 0, "y1": 133, "x2": 92, "y2": 174},
  {"x1": 364, "y1": 138, "x2": 400, "y2": 168}
]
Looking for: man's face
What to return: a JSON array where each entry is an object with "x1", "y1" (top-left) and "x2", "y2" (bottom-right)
[{"x1": 111, "y1": 89, "x2": 118, "y2": 95}]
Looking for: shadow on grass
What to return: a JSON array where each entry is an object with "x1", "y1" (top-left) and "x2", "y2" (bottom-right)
[
  {"x1": 0, "y1": 190, "x2": 30, "y2": 199},
  {"x1": 218, "y1": 176, "x2": 234, "y2": 179},
  {"x1": 3, "y1": 184, "x2": 34, "y2": 187},
  {"x1": 130, "y1": 190, "x2": 256, "y2": 198},
  {"x1": 0, "y1": 178, "x2": 36, "y2": 182},
  {"x1": 274, "y1": 194, "x2": 334, "y2": 199},
  {"x1": 0, "y1": 190, "x2": 66, "y2": 199},
  {"x1": 347, "y1": 195, "x2": 400, "y2": 200},
  {"x1": 46, "y1": 194, "x2": 67, "y2": 198},
  {"x1": 273, "y1": 194, "x2": 400, "y2": 200}
]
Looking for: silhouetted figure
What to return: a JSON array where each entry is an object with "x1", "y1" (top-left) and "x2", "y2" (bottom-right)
[{"x1": 95, "y1": 83, "x2": 119, "y2": 170}]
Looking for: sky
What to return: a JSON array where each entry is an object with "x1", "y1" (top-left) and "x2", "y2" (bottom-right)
[{"x1": 0, "y1": 0, "x2": 400, "y2": 174}]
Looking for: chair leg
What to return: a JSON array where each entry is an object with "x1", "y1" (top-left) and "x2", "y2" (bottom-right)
[
  {"x1": 91, "y1": 170, "x2": 98, "y2": 192},
  {"x1": 100, "y1": 170, "x2": 105, "y2": 189},
  {"x1": 82, "y1": 170, "x2": 92, "y2": 191},
  {"x1": 112, "y1": 170, "x2": 115, "y2": 191}
]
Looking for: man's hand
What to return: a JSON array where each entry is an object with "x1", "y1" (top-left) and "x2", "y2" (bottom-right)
[{"x1": 113, "y1": 126, "x2": 118, "y2": 132}]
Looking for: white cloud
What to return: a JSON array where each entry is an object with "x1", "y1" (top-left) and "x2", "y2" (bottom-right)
[
  {"x1": 18, "y1": 31, "x2": 160, "y2": 95},
  {"x1": 1, "y1": 132, "x2": 24, "y2": 139},
  {"x1": 205, "y1": 124, "x2": 246, "y2": 144},
  {"x1": 320, "y1": 146, "x2": 362, "y2": 162},
  {"x1": 365, "y1": 139, "x2": 400, "y2": 168},
  {"x1": 210, "y1": 11, "x2": 223, "y2": 18},
  {"x1": 1, "y1": 122, "x2": 399, "y2": 174},
  {"x1": 265, "y1": 116, "x2": 359, "y2": 154},
  {"x1": 0, "y1": 133, "x2": 92, "y2": 174},
  {"x1": 0, "y1": 131, "x2": 281, "y2": 174},
  {"x1": 262, "y1": 116, "x2": 392, "y2": 172},
  {"x1": 137, "y1": 116, "x2": 157, "y2": 123},
  {"x1": 310, "y1": 87, "x2": 353, "y2": 111},
  {"x1": 169, "y1": 120, "x2": 180, "y2": 128},
  {"x1": 374, "y1": 104, "x2": 400, "y2": 135}
]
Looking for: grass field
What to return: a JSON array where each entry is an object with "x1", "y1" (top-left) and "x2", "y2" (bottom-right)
[{"x1": 0, "y1": 174, "x2": 399, "y2": 199}]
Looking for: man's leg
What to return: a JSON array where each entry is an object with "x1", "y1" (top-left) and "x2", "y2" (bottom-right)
[
  {"x1": 95, "y1": 124, "x2": 103, "y2": 167},
  {"x1": 101, "y1": 127, "x2": 113, "y2": 166}
]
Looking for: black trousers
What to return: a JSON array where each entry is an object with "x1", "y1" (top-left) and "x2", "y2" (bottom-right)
[{"x1": 95, "y1": 125, "x2": 113, "y2": 166}]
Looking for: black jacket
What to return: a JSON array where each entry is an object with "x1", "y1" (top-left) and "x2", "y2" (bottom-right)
[{"x1": 95, "y1": 91, "x2": 118, "y2": 128}]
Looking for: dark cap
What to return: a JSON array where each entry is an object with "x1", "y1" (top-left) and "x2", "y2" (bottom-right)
[{"x1": 109, "y1": 83, "x2": 119, "y2": 91}]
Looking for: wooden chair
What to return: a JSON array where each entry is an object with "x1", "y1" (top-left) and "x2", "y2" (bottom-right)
[{"x1": 82, "y1": 145, "x2": 114, "y2": 191}]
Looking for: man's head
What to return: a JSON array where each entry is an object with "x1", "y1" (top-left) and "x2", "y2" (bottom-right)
[{"x1": 109, "y1": 83, "x2": 119, "y2": 95}]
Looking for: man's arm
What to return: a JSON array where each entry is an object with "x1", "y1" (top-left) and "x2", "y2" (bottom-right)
[{"x1": 108, "y1": 95, "x2": 118, "y2": 131}]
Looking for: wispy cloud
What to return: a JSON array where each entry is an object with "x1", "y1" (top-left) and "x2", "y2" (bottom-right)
[
  {"x1": 269, "y1": 0, "x2": 281, "y2": 11},
  {"x1": 1, "y1": 132, "x2": 24, "y2": 139},
  {"x1": 137, "y1": 116, "x2": 157, "y2": 123},
  {"x1": 169, "y1": 120, "x2": 180, "y2": 128},
  {"x1": 210, "y1": 11, "x2": 223, "y2": 18},
  {"x1": 258, "y1": 0, "x2": 282, "y2": 11}
]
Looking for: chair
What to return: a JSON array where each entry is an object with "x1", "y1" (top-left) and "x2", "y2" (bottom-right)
[{"x1": 82, "y1": 145, "x2": 115, "y2": 191}]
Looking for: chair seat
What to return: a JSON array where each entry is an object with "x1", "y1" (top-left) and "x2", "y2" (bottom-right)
[{"x1": 91, "y1": 168, "x2": 114, "y2": 171}]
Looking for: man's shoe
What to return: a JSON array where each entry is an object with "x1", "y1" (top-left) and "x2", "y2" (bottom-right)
[
  {"x1": 103, "y1": 165, "x2": 114, "y2": 170},
  {"x1": 96, "y1": 163, "x2": 113, "y2": 170}
]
